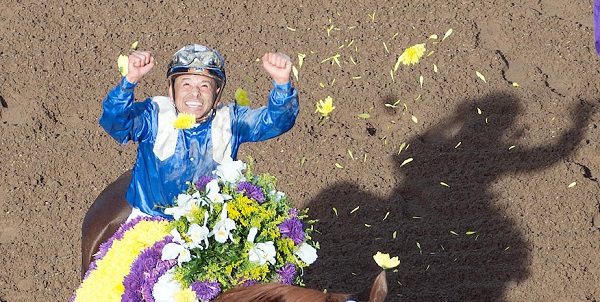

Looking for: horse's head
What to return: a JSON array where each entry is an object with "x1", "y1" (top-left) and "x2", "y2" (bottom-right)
[{"x1": 212, "y1": 270, "x2": 388, "y2": 302}]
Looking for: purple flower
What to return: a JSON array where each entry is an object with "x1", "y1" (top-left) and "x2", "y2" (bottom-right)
[
  {"x1": 196, "y1": 175, "x2": 215, "y2": 191},
  {"x1": 191, "y1": 280, "x2": 222, "y2": 301},
  {"x1": 278, "y1": 217, "x2": 304, "y2": 245},
  {"x1": 82, "y1": 216, "x2": 168, "y2": 281},
  {"x1": 593, "y1": 0, "x2": 600, "y2": 56},
  {"x1": 236, "y1": 182, "x2": 265, "y2": 203},
  {"x1": 288, "y1": 208, "x2": 298, "y2": 217},
  {"x1": 241, "y1": 279, "x2": 260, "y2": 287},
  {"x1": 276, "y1": 263, "x2": 297, "y2": 285},
  {"x1": 122, "y1": 236, "x2": 177, "y2": 302}
]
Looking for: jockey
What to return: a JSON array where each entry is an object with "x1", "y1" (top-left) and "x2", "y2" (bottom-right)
[{"x1": 99, "y1": 44, "x2": 299, "y2": 218}]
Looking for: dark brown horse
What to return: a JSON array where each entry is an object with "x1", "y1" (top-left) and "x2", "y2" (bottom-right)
[
  {"x1": 81, "y1": 175, "x2": 389, "y2": 301},
  {"x1": 212, "y1": 270, "x2": 388, "y2": 302},
  {"x1": 81, "y1": 170, "x2": 132, "y2": 278}
]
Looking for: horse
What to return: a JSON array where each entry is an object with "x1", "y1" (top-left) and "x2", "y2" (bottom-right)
[
  {"x1": 81, "y1": 175, "x2": 389, "y2": 301},
  {"x1": 81, "y1": 170, "x2": 132, "y2": 278},
  {"x1": 212, "y1": 270, "x2": 388, "y2": 302}
]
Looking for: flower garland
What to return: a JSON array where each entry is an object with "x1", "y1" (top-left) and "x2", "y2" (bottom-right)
[
  {"x1": 72, "y1": 217, "x2": 171, "y2": 302},
  {"x1": 72, "y1": 157, "x2": 318, "y2": 301}
]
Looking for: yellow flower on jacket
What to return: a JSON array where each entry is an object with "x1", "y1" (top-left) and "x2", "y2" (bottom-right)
[
  {"x1": 315, "y1": 96, "x2": 335, "y2": 117},
  {"x1": 397, "y1": 43, "x2": 426, "y2": 66},
  {"x1": 173, "y1": 112, "x2": 196, "y2": 129},
  {"x1": 373, "y1": 251, "x2": 400, "y2": 269}
]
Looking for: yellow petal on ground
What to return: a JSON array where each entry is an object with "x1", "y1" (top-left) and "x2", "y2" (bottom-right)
[
  {"x1": 399, "y1": 157, "x2": 413, "y2": 167},
  {"x1": 476, "y1": 71, "x2": 487, "y2": 83},
  {"x1": 292, "y1": 66, "x2": 299, "y2": 81},
  {"x1": 368, "y1": 10, "x2": 376, "y2": 21},
  {"x1": 350, "y1": 206, "x2": 360, "y2": 214},
  {"x1": 234, "y1": 88, "x2": 250, "y2": 106},
  {"x1": 477, "y1": 107, "x2": 482, "y2": 114},
  {"x1": 383, "y1": 212, "x2": 390, "y2": 220},
  {"x1": 332, "y1": 207, "x2": 338, "y2": 216},
  {"x1": 335, "y1": 163, "x2": 344, "y2": 169},
  {"x1": 130, "y1": 41, "x2": 139, "y2": 50},
  {"x1": 286, "y1": 26, "x2": 296, "y2": 31},
  {"x1": 351, "y1": 76, "x2": 362, "y2": 80},
  {"x1": 118, "y1": 54, "x2": 129, "y2": 76},
  {"x1": 440, "y1": 182, "x2": 450, "y2": 187},
  {"x1": 383, "y1": 42, "x2": 389, "y2": 54},
  {"x1": 411, "y1": 115, "x2": 418, "y2": 123},
  {"x1": 390, "y1": 69, "x2": 394, "y2": 81},
  {"x1": 298, "y1": 53, "x2": 306, "y2": 68},
  {"x1": 450, "y1": 231, "x2": 458, "y2": 236},
  {"x1": 392, "y1": 231, "x2": 397, "y2": 239},
  {"x1": 433, "y1": 64, "x2": 438, "y2": 73},
  {"x1": 466, "y1": 231, "x2": 476, "y2": 235},
  {"x1": 427, "y1": 51, "x2": 435, "y2": 57},
  {"x1": 429, "y1": 34, "x2": 438, "y2": 40},
  {"x1": 512, "y1": 82, "x2": 519, "y2": 87},
  {"x1": 455, "y1": 141, "x2": 462, "y2": 148},
  {"x1": 419, "y1": 75, "x2": 424, "y2": 87},
  {"x1": 357, "y1": 113, "x2": 370, "y2": 119},
  {"x1": 395, "y1": 43, "x2": 426, "y2": 68},
  {"x1": 509, "y1": 145, "x2": 516, "y2": 150},
  {"x1": 442, "y1": 28, "x2": 453, "y2": 41},
  {"x1": 373, "y1": 252, "x2": 400, "y2": 269},
  {"x1": 568, "y1": 182, "x2": 577, "y2": 188},
  {"x1": 348, "y1": 149, "x2": 355, "y2": 160}
]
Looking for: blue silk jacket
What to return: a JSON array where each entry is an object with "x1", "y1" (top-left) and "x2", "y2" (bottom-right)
[{"x1": 99, "y1": 77, "x2": 298, "y2": 217}]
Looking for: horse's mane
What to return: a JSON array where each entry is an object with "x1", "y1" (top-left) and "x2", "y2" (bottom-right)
[{"x1": 211, "y1": 283, "x2": 352, "y2": 302}]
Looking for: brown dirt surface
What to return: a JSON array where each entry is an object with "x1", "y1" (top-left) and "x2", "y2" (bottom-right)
[{"x1": 1, "y1": 1, "x2": 599, "y2": 301}]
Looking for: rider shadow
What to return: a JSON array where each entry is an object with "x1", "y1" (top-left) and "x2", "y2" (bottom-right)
[{"x1": 303, "y1": 92, "x2": 592, "y2": 301}]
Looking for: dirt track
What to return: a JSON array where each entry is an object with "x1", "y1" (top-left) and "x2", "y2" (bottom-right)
[{"x1": 1, "y1": 1, "x2": 600, "y2": 301}]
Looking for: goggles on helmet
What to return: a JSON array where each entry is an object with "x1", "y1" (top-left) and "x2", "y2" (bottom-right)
[{"x1": 167, "y1": 44, "x2": 226, "y2": 88}]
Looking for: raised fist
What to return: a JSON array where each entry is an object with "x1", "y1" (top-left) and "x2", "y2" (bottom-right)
[
  {"x1": 262, "y1": 52, "x2": 292, "y2": 85},
  {"x1": 125, "y1": 50, "x2": 156, "y2": 84}
]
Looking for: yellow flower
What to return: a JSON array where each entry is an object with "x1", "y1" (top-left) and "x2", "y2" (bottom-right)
[
  {"x1": 174, "y1": 287, "x2": 198, "y2": 302},
  {"x1": 235, "y1": 88, "x2": 250, "y2": 106},
  {"x1": 118, "y1": 54, "x2": 129, "y2": 76},
  {"x1": 73, "y1": 220, "x2": 170, "y2": 302},
  {"x1": 172, "y1": 112, "x2": 196, "y2": 129},
  {"x1": 397, "y1": 43, "x2": 426, "y2": 66},
  {"x1": 315, "y1": 96, "x2": 335, "y2": 117},
  {"x1": 373, "y1": 251, "x2": 400, "y2": 269}
]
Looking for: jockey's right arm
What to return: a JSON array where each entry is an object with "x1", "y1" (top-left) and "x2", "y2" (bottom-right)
[{"x1": 99, "y1": 51, "x2": 157, "y2": 144}]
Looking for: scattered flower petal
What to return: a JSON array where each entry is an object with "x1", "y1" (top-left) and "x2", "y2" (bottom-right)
[{"x1": 373, "y1": 252, "x2": 400, "y2": 269}]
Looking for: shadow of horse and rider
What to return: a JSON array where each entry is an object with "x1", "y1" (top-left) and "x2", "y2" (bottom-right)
[
  {"x1": 82, "y1": 92, "x2": 593, "y2": 301},
  {"x1": 301, "y1": 92, "x2": 594, "y2": 301}
]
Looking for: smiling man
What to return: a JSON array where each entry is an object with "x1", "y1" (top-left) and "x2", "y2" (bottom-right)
[{"x1": 98, "y1": 44, "x2": 298, "y2": 219}]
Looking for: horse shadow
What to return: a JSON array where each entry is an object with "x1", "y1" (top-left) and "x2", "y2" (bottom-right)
[{"x1": 303, "y1": 92, "x2": 593, "y2": 301}]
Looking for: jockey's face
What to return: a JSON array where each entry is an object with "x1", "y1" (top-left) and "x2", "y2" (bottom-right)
[{"x1": 170, "y1": 74, "x2": 219, "y2": 119}]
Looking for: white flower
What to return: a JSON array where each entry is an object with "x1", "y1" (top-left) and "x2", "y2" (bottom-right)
[
  {"x1": 162, "y1": 229, "x2": 192, "y2": 266},
  {"x1": 206, "y1": 179, "x2": 231, "y2": 204},
  {"x1": 153, "y1": 269, "x2": 198, "y2": 302},
  {"x1": 164, "y1": 193, "x2": 195, "y2": 220},
  {"x1": 268, "y1": 190, "x2": 286, "y2": 202},
  {"x1": 248, "y1": 241, "x2": 276, "y2": 265},
  {"x1": 211, "y1": 203, "x2": 236, "y2": 243},
  {"x1": 186, "y1": 213, "x2": 210, "y2": 249},
  {"x1": 247, "y1": 227, "x2": 258, "y2": 243},
  {"x1": 295, "y1": 242, "x2": 318, "y2": 265},
  {"x1": 213, "y1": 156, "x2": 246, "y2": 183}
]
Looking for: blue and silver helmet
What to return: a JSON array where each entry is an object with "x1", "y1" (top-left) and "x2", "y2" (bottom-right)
[{"x1": 167, "y1": 44, "x2": 226, "y2": 90}]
